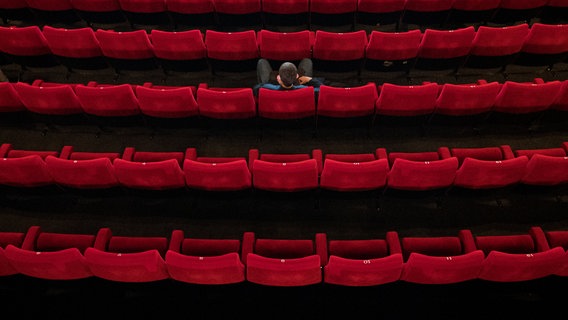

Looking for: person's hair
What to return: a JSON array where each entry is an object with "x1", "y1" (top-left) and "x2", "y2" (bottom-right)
[{"x1": 278, "y1": 62, "x2": 298, "y2": 88}]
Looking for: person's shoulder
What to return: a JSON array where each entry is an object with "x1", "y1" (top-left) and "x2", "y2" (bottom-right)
[{"x1": 257, "y1": 83, "x2": 282, "y2": 90}]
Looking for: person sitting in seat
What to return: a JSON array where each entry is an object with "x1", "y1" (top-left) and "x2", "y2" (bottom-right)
[{"x1": 253, "y1": 58, "x2": 323, "y2": 95}]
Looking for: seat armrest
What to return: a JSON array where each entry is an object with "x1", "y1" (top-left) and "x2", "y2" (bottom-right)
[
  {"x1": 500, "y1": 145, "x2": 515, "y2": 159},
  {"x1": 248, "y1": 149, "x2": 259, "y2": 171},
  {"x1": 312, "y1": 149, "x2": 323, "y2": 175},
  {"x1": 59, "y1": 146, "x2": 73, "y2": 159},
  {"x1": 241, "y1": 232, "x2": 255, "y2": 265},
  {"x1": 121, "y1": 147, "x2": 136, "y2": 161},
  {"x1": 530, "y1": 226, "x2": 551, "y2": 252},
  {"x1": 0, "y1": 143, "x2": 12, "y2": 157},
  {"x1": 375, "y1": 148, "x2": 388, "y2": 160},
  {"x1": 93, "y1": 228, "x2": 112, "y2": 250},
  {"x1": 315, "y1": 233, "x2": 327, "y2": 266},
  {"x1": 168, "y1": 230, "x2": 184, "y2": 252},
  {"x1": 386, "y1": 231, "x2": 402, "y2": 255},
  {"x1": 438, "y1": 147, "x2": 451, "y2": 159},
  {"x1": 184, "y1": 148, "x2": 197, "y2": 160},
  {"x1": 459, "y1": 230, "x2": 477, "y2": 253},
  {"x1": 21, "y1": 226, "x2": 41, "y2": 250}
]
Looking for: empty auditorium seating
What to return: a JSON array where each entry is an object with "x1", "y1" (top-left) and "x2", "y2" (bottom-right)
[
  {"x1": 261, "y1": 0, "x2": 310, "y2": 31},
  {"x1": 400, "y1": 0, "x2": 454, "y2": 30},
  {"x1": 0, "y1": 143, "x2": 58, "y2": 188},
  {"x1": 196, "y1": 84, "x2": 257, "y2": 119},
  {"x1": 309, "y1": 0, "x2": 357, "y2": 32},
  {"x1": 135, "y1": 82, "x2": 199, "y2": 119},
  {"x1": 249, "y1": 148, "x2": 321, "y2": 192},
  {"x1": 24, "y1": 0, "x2": 84, "y2": 27},
  {"x1": 149, "y1": 29, "x2": 209, "y2": 75},
  {"x1": 319, "y1": 148, "x2": 389, "y2": 192},
  {"x1": 316, "y1": 82, "x2": 378, "y2": 125},
  {"x1": 448, "y1": 0, "x2": 501, "y2": 27},
  {"x1": 0, "y1": 228, "x2": 26, "y2": 276},
  {"x1": 204, "y1": 29, "x2": 259, "y2": 74},
  {"x1": 400, "y1": 230, "x2": 484, "y2": 284},
  {"x1": 474, "y1": 226, "x2": 565, "y2": 282},
  {"x1": 433, "y1": 80, "x2": 502, "y2": 118},
  {"x1": 213, "y1": 0, "x2": 262, "y2": 31},
  {"x1": 362, "y1": 29, "x2": 422, "y2": 79},
  {"x1": 0, "y1": 25, "x2": 61, "y2": 75},
  {"x1": 69, "y1": 0, "x2": 129, "y2": 30},
  {"x1": 183, "y1": 147, "x2": 252, "y2": 191},
  {"x1": 312, "y1": 30, "x2": 367, "y2": 76},
  {"x1": 355, "y1": 0, "x2": 405, "y2": 31},
  {"x1": 514, "y1": 142, "x2": 568, "y2": 187},
  {"x1": 411, "y1": 26, "x2": 476, "y2": 80},
  {"x1": 13, "y1": 80, "x2": 84, "y2": 116},
  {"x1": 165, "y1": 0, "x2": 216, "y2": 31},
  {"x1": 74, "y1": 81, "x2": 140, "y2": 118},
  {"x1": 542, "y1": 227, "x2": 568, "y2": 276},
  {"x1": 257, "y1": 86, "x2": 316, "y2": 121},
  {"x1": 84, "y1": 227, "x2": 170, "y2": 282},
  {"x1": 45, "y1": 145, "x2": 120, "y2": 189},
  {"x1": 323, "y1": 231, "x2": 403, "y2": 286},
  {"x1": 4, "y1": 225, "x2": 95, "y2": 280},
  {"x1": 0, "y1": 82, "x2": 26, "y2": 113},
  {"x1": 489, "y1": 0, "x2": 548, "y2": 26},
  {"x1": 117, "y1": 0, "x2": 173, "y2": 31},
  {"x1": 458, "y1": 24, "x2": 530, "y2": 79},
  {"x1": 42, "y1": 25, "x2": 111, "y2": 76},
  {"x1": 492, "y1": 78, "x2": 563, "y2": 115},
  {"x1": 243, "y1": 231, "x2": 326, "y2": 286},
  {"x1": 113, "y1": 146, "x2": 188, "y2": 190},
  {"x1": 94, "y1": 29, "x2": 160, "y2": 77},
  {"x1": 507, "y1": 23, "x2": 568, "y2": 75},
  {"x1": 384, "y1": 148, "x2": 459, "y2": 192},
  {"x1": 165, "y1": 229, "x2": 246, "y2": 284}
]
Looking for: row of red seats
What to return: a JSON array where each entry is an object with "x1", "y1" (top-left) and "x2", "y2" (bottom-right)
[
  {"x1": 1, "y1": 0, "x2": 565, "y2": 31},
  {"x1": 1, "y1": 225, "x2": 567, "y2": 286},
  {"x1": 0, "y1": 24, "x2": 567, "y2": 77},
  {"x1": 1, "y1": 143, "x2": 567, "y2": 192},
  {"x1": 1, "y1": 78, "x2": 566, "y2": 121}
]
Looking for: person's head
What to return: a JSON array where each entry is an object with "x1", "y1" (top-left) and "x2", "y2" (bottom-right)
[{"x1": 277, "y1": 62, "x2": 298, "y2": 89}]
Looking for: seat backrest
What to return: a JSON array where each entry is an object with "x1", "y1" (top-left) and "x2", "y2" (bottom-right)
[
  {"x1": 252, "y1": 159, "x2": 319, "y2": 192},
  {"x1": 261, "y1": 0, "x2": 309, "y2": 14},
  {"x1": 258, "y1": 87, "x2": 316, "y2": 119},
  {"x1": 418, "y1": 26, "x2": 476, "y2": 59},
  {"x1": 365, "y1": 30, "x2": 422, "y2": 61},
  {"x1": 375, "y1": 82, "x2": 439, "y2": 116},
  {"x1": 0, "y1": 155, "x2": 54, "y2": 187},
  {"x1": 113, "y1": 158, "x2": 186, "y2": 190},
  {"x1": 387, "y1": 157, "x2": 459, "y2": 191},
  {"x1": 493, "y1": 79, "x2": 563, "y2": 114},
  {"x1": 319, "y1": 158, "x2": 389, "y2": 191},
  {"x1": 310, "y1": 0, "x2": 357, "y2": 13},
  {"x1": 453, "y1": 156, "x2": 529, "y2": 189},
  {"x1": 42, "y1": 26, "x2": 102, "y2": 59},
  {"x1": 213, "y1": 0, "x2": 261, "y2": 14},
  {"x1": 135, "y1": 85, "x2": 198, "y2": 118},
  {"x1": 45, "y1": 155, "x2": 118, "y2": 189},
  {"x1": 117, "y1": 0, "x2": 168, "y2": 12},
  {"x1": 435, "y1": 81, "x2": 501, "y2": 116},
  {"x1": 521, "y1": 23, "x2": 568, "y2": 55},
  {"x1": 95, "y1": 29, "x2": 155, "y2": 60},
  {"x1": 75, "y1": 83, "x2": 140, "y2": 117},
  {"x1": 317, "y1": 83, "x2": 378, "y2": 118},
  {"x1": 13, "y1": 82, "x2": 84, "y2": 115},
  {"x1": 469, "y1": 24, "x2": 530, "y2": 57},
  {"x1": 183, "y1": 159, "x2": 252, "y2": 191},
  {"x1": 150, "y1": 29, "x2": 206, "y2": 61},
  {"x1": 196, "y1": 87, "x2": 257, "y2": 119},
  {"x1": 521, "y1": 154, "x2": 568, "y2": 186},
  {"x1": 0, "y1": 83, "x2": 25, "y2": 113},
  {"x1": 0, "y1": 25, "x2": 51, "y2": 56},
  {"x1": 257, "y1": 29, "x2": 314, "y2": 62},
  {"x1": 204, "y1": 30, "x2": 259, "y2": 61},
  {"x1": 313, "y1": 30, "x2": 367, "y2": 61}
]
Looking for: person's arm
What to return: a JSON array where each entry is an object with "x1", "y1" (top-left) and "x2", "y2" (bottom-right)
[{"x1": 298, "y1": 76, "x2": 322, "y2": 87}]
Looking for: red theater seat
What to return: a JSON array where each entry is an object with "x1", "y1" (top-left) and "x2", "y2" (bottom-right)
[{"x1": 0, "y1": 143, "x2": 59, "y2": 188}]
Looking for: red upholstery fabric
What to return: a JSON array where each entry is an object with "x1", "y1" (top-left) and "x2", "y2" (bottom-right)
[
  {"x1": 258, "y1": 87, "x2": 316, "y2": 120},
  {"x1": 435, "y1": 81, "x2": 502, "y2": 116},
  {"x1": 375, "y1": 82, "x2": 439, "y2": 117},
  {"x1": 204, "y1": 30, "x2": 259, "y2": 61},
  {"x1": 0, "y1": 25, "x2": 51, "y2": 56},
  {"x1": 0, "y1": 155, "x2": 54, "y2": 187},
  {"x1": 13, "y1": 82, "x2": 84, "y2": 115},
  {"x1": 521, "y1": 23, "x2": 568, "y2": 55},
  {"x1": 0, "y1": 231, "x2": 25, "y2": 276},
  {"x1": 261, "y1": 0, "x2": 309, "y2": 14},
  {"x1": 150, "y1": 29, "x2": 206, "y2": 61},
  {"x1": 113, "y1": 158, "x2": 186, "y2": 190},
  {"x1": 85, "y1": 248, "x2": 169, "y2": 282},
  {"x1": 418, "y1": 26, "x2": 476, "y2": 59},
  {"x1": 252, "y1": 159, "x2": 319, "y2": 192},
  {"x1": 45, "y1": 156, "x2": 118, "y2": 189},
  {"x1": 469, "y1": 24, "x2": 530, "y2": 57},
  {"x1": 386, "y1": 157, "x2": 458, "y2": 191},
  {"x1": 0, "y1": 83, "x2": 26, "y2": 113},
  {"x1": 401, "y1": 251, "x2": 484, "y2": 284},
  {"x1": 313, "y1": 30, "x2": 367, "y2": 61},
  {"x1": 453, "y1": 157, "x2": 528, "y2": 189},
  {"x1": 310, "y1": 0, "x2": 357, "y2": 14},
  {"x1": 75, "y1": 83, "x2": 141, "y2": 117},
  {"x1": 95, "y1": 29, "x2": 155, "y2": 60},
  {"x1": 493, "y1": 79, "x2": 563, "y2": 114},
  {"x1": 42, "y1": 26, "x2": 103, "y2": 59},
  {"x1": 257, "y1": 29, "x2": 314, "y2": 62},
  {"x1": 183, "y1": 159, "x2": 252, "y2": 191},
  {"x1": 320, "y1": 158, "x2": 389, "y2": 191},
  {"x1": 317, "y1": 83, "x2": 378, "y2": 118},
  {"x1": 197, "y1": 87, "x2": 257, "y2": 119},
  {"x1": 365, "y1": 30, "x2": 422, "y2": 61}
]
